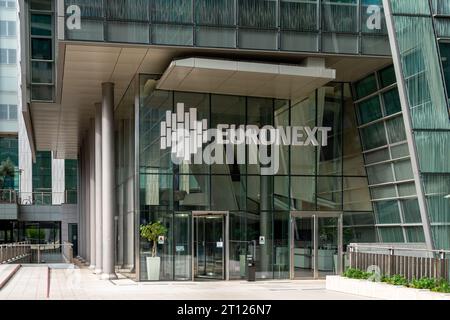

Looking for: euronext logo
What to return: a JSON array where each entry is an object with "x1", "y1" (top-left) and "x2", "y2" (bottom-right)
[{"x1": 161, "y1": 103, "x2": 332, "y2": 175}]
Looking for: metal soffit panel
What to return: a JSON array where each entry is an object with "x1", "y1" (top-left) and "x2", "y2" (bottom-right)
[
  {"x1": 156, "y1": 58, "x2": 336, "y2": 100},
  {"x1": 29, "y1": 43, "x2": 391, "y2": 159}
]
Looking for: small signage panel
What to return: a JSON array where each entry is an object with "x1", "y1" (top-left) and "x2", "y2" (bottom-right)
[
  {"x1": 216, "y1": 241, "x2": 224, "y2": 248},
  {"x1": 259, "y1": 236, "x2": 265, "y2": 245},
  {"x1": 158, "y1": 236, "x2": 165, "y2": 244}
]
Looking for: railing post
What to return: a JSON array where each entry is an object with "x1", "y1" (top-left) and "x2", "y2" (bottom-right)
[
  {"x1": 388, "y1": 248, "x2": 395, "y2": 277},
  {"x1": 349, "y1": 245, "x2": 353, "y2": 269},
  {"x1": 439, "y1": 250, "x2": 446, "y2": 280}
]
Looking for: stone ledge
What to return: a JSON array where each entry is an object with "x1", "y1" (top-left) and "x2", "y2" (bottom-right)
[{"x1": 326, "y1": 275, "x2": 450, "y2": 300}]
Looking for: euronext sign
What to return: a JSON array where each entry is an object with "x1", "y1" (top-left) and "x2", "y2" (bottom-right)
[{"x1": 160, "y1": 103, "x2": 332, "y2": 175}]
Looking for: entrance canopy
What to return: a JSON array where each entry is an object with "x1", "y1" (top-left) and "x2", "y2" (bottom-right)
[{"x1": 157, "y1": 58, "x2": 336, "y2": 100}]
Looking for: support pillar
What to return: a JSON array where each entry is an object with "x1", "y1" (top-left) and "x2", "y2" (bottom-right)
[
  {"x1": 89, "y1": 119, "x2": 96, "y2": 270},
  {"x1": 84, "y1": 138, "x2": 90, "y2": 265},
  {"x1": 94, "y1": 103, "x2": 103, "y2": 275},
  {"x1": 101, "y1": 82, "x2": 118, "y2": 280}
]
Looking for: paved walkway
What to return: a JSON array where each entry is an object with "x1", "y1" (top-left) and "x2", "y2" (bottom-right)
[{"x1": 0, "y1": 265, "x2": 373, "y2": 300}]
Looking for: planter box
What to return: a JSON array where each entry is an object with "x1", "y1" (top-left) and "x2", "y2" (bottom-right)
[
  {"x1": 146, "y1": 257, "x2": 161, "y2": 281},
  {"x1": 326, "y1": 276, "x2": 450, "y2": 300}
]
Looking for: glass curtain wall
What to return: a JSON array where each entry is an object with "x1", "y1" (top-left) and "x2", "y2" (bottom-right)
[
  {"x1": 63, "y1": 0, "x2": 390, "y2": 55},
  {"x1": 0, "y1": 136, "x2": 19, "y2": 192},
  {"x1": 354, "y1": 65, "x2": 425, "y2": 244},
  {"x1": 32, "y1": 151, "x2": 52, "y2": 205},
  {"x1": 115, "y1": 77, "x2": 137, "y2": 273},
  {"x1": 138, "y1": 74, "x2": 373, "y2": 281},
  {"x1": 388, "y1": 0, "x2": 450, "y2": 249},
  {"x1": 29, "y1": 0, "x2": 55, "y2": 101},
  {"x1": 64, "y1": 159, "x2": 78, "y2": 204}
]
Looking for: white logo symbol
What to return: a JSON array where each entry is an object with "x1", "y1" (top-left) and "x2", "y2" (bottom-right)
[
  {"x1": 66, "y1": 5, "x2": 81, "y2": 30},
  {"x1": 161, "y1": 103, "x2": 208, "y2": 162}
]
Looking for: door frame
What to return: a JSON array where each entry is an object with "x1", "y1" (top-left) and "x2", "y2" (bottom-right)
[
  {"x1": 289, "y1": 211, "x2": 343, "y2": 280},
  {"x1": 192, "y1": 211, "x2": 229, "y2": 281}
]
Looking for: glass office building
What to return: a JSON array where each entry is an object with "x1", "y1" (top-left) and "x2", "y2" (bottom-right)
[{"x1": 13, "y1": 0, "x2": 450, "y2": 281}]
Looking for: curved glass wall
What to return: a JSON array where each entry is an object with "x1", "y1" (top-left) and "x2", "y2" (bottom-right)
[
  {"x1": 63, "y1": 0, "x2": 390, "y2": 55},
  {"x1": 137, "y1": 74, "x2": 373, "y2": 281}
]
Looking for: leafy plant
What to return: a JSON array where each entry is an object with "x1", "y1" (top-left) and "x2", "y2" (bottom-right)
[
  {"x1": 410, "y1": 277, "x2": 437, "y2": 290},
  {"x1": 431, "y1": 280, "x2": 450, "y2": 293},
  {"x1": 381, "y1": 274, "x2": 409, "y2": 286},
  {"x1": 140, "y1": 221, "x2": 168, "y2": 258},
  {"x1": 343, "y1": 268, "x2": 373, "y2": 280},
  {"x1": 342, "y1": 267, "x2": 450, "y2": 293}
]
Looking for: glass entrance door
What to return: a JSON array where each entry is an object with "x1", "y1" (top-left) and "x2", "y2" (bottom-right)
[
  {"x1": 290, "y1": 212, "x2": 342, "y2": 279},
  {"x1": 292, "y1": 216, "x2": 314, "y2": 278},
  {"x1": 193, "y1": 212, "x2": 229, "y2": 280}
]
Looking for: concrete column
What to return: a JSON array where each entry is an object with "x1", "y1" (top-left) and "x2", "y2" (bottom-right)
[
  {"x1": 101, "y1": 82, "x2": 118, "y2": 280},
  {"x1": 94, "y1": 103, "x2": 103, "y2": 275},
  {"x1": 89, "y1": 119, "x2": 96, "y2": 269}
]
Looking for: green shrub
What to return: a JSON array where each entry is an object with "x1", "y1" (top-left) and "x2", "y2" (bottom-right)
[
  {"x1": 343, "y1": 268, "x2": 372, "y2": 280},
  {"x1": 343, "y1": 268, "x2": 450, "y2": 293},
  {"x1": 410, "y1": 277, "x2": 437, "y2": 290},
  {"x1": 381, "y1": 274, "x2": 409, "y2": 286},
  {"x1": 431, "y1": 280, "x2": 450, "y2": 293}
]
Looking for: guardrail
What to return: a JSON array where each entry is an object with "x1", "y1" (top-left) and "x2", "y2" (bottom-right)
[
  {"x1": 0, "y1": 242, "x2": 74, "y2": 264},
  {"x1": 0, "y1": 190, "x2": 78, "y2": 205},
  {"x1": 0, "y1": 242, "x2": 31, "y2": 264},
  {"x1": 348, "y1": 244, "x2": 450, "y2": 281}
]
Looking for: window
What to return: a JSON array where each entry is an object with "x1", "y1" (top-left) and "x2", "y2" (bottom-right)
[
  {"x1": 357, "y1": 96, "x2": 382, "y2": 124},
  {"x1": 31, "y1": 14, "x2": 52, "y2": 36},
  {"x1": 65, "y1": 160, "x2": 78, "y2": 204},
  {"x1": 379, "y1": 65, "x2": 397, "y2": 87},
  {"x1": 0, "y1": 1, "x2": 15, "y2": 8},
  {"x1": 0, "y1": 48, "x2": 16, "y2": 64},
  {"x1": 0, "y1": 49, "x2": 6, "y2": 63},
  {"x1": 0, "y1": 136, "x2": 18, "y2": 190},
  {"x1": 32, "y1": 151, "x2": 52, "y2": 204},
  {"x1": 0, "y1": 21, "x2": 16, "y2": 36},
  {"x1": 439, "y1": 42, "x2": 450, "y2": 105},
  {"x1": 29, "y1": 2, "x2": 54, "y2": 102},
  {"x1": 0, "y1": 104, "x2": 18, "y2": 120},
  {"x1": 0, "y1": 21, "x2": 5, "y2": 36},
  {"x1": 7, "y1": 49, "x2": 15, "y2": 64},
  {"x1": 0, "y1": 105, "x2": 8, "y2": 120}
]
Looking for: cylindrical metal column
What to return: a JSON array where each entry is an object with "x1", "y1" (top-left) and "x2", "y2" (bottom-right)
[
  {"x1": 78, "y1": 146, "x2": 84, "y2": 260},
  {"x1": 101, "y1": 82, "x2": 118, "y2": 280},
  {"x1": 84, "y1": 138, "x2": 90, "y2": 266},
  {"x1": 94, "y1": 103, "x2": 103, "y2": 275},
  {"x1": 89, "y1": 119, "x2": 96, "y2": 270}
]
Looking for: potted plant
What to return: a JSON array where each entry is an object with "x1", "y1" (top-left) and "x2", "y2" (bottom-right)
[{"x1": 140, "y1": 221, "x2": 168, "y2": 280}]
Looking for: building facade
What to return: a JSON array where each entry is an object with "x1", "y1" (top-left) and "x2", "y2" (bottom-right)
[
  {"x1": 0, "y1": 0, "x2": 78, "y2": 255},
  {"x1": 5, "y1": 0, "x2": 449, "y2": 281}
]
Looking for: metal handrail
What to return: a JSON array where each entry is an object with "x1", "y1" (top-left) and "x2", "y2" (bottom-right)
[
  {"x1": 0, "y1": 190, "x2": 77, "y2": 205},
  {"x1": 0, "y1": 242, "x2": 74, "y2": 264},
  {"x1": 348, "y1": 243, "x2": 450, "y2": 254}
]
